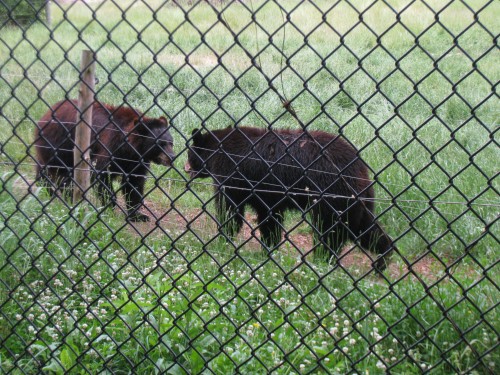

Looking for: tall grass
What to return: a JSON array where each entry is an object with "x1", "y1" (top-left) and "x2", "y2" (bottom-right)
[{"x1": 0, "y1": 0, "x2": 498, "y2": 373}]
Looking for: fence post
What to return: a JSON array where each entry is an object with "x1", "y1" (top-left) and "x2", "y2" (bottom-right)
[
  {"x1": 45, "y1": 0, "x2": 51, "y2": 27},
  {"x1": 73, "y1": 50, "x2": 95, "y2": 204}
]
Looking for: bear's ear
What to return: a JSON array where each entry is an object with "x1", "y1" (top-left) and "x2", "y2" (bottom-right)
[
  {"x1": 191, "y1": 128, "x2": 203, "y2": 145},
  {"x1": 132, "y1": 117, "x2": 141, "y2": 129},
  {"x1": 130, "y1": 117, "x2": 148, "y2": 134},
  {"x1": 160, "y1": 116, "x2": 168, "y2": 126}
]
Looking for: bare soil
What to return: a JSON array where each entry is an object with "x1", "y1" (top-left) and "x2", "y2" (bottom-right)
[
  {"x1": 132, "y1": 198, "x2": 442, "y2": 281},
  {"x1": 12, "y1": 176, "x2": 455, "y2": 281}
]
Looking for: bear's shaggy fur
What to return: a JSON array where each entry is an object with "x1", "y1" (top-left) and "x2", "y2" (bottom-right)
[
  {"x1": 185, "y1": 126, "x2": 394, "y2": 270},
  {"x1": 34, "y1": 99, "x2": 175, "y2": 221}
]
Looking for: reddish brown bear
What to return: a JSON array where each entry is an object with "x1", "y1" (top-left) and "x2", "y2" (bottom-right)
[
  {"x1": 185, "y1": 126, "x2": 395, "y2": 271},
  {"x1": 34, "y1": 99, "x2": 175, "y2": 221}
]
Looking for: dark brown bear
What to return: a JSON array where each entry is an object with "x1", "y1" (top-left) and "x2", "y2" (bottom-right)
[
  {"x1": 185, "y1": 126, "x2": 395, "y2": 271},
  {"x1": 34, "y1": 99, "x2": 175, "y2": 221}
]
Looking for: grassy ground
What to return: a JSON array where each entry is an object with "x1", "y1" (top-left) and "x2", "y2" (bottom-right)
[{"x1": 0, "y1": 0, "x2": 498, "y2": 373}]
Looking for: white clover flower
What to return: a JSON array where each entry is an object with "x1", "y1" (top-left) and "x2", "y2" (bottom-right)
[{"x1": 376, "y1": 360, "x2": 386, "y2": 369}]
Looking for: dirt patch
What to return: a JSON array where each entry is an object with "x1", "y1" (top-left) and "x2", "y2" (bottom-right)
[
  {"x1": 130, "y1": 198, "x2": 449, "y2": 281},
  {"x1": 11, "y1": 176, "x2": 460, "y2": 281}
]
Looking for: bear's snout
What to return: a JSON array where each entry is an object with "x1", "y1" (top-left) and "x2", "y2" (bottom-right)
[
  {"x1": 184, "y1": 161, "x2": 200, "y2": 179},
  {"x1": 154, "y1": 151, "x2": 175, "y2": 167}
]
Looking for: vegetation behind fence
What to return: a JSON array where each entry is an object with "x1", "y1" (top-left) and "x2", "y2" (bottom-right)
[{"x1": 0, "y1": 0, "x2": 498, "y2": 373}]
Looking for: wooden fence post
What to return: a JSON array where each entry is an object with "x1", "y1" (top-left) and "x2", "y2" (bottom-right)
[
  {"x1": 73, "y1": 50, "x2": 95, "y2": 204},
  {"x1": 45, "y1": 0, "x2": 52, "y2": 27}
]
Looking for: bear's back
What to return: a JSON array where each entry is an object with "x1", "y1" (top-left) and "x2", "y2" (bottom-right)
[
  {"x1": 208, "y1": 126, "x2": 360, "y2": 170},
  {"x1": 35, "y1": 100, "x2": 80, "y2": 156},
  {"x1": 91, "y1": 102, "x2": 141, "y2": 133},
  {"x1": 201, "y1": 127, "x2": 370, "y2": 196}
]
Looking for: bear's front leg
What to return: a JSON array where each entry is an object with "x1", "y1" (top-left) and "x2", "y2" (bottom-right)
[
  {"x1": 215, "y1": 191, "x2": 243, "y2": 240},
  {"x1": 310, "y1": 206, "x2": 346, "y2": 261},
  {"x1": 256, "y1": 209, "x2": 284, "y2": 253},
  {"x1": 122, "y1": 174, "x2": 150, "y2": 222}
]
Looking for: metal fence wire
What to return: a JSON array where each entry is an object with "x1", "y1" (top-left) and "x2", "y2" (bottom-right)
[{"x1": 0, "y1": 0, "x2": 498, "y2": 374}]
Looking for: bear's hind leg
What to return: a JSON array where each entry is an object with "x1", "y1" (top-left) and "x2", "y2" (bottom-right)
[
  {"x1": 34, "y1": 165, "x2": 56, "y2": 196},
  {"x1": 310, "y1": 205, "x2": 347, "y2": 261},
  {"x1": 38, "y1": 165, "x2": 72, "y2": 200},
  {"x1": 358, "y1": 212, "x2": 395, "y2": 272}
]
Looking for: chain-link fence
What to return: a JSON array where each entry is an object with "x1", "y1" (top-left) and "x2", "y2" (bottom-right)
[{"x1": 0, "y1": 0, "x2": 498, "y2": 373}]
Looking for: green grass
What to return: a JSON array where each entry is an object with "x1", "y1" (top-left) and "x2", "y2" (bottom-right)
[{"x1": 0, "y1": 0, "x2": 498, "y2": 373}]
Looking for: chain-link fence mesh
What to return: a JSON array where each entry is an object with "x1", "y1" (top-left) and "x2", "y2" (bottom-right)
[{"x1": 0, "y1": 0, "x2": 498, "y2": 373}]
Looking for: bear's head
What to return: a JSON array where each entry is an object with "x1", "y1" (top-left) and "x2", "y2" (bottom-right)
[
  {"x1": 185, "y1": 128, "x2": 217, "y2": 179},
  {"x1": 136, "y1": 116, "x2": 175, "y2": 166}
]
